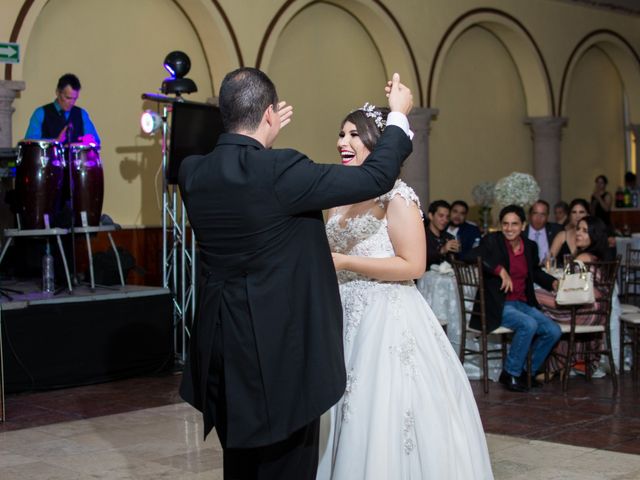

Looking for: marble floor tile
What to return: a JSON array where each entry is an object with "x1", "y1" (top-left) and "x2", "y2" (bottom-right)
[{"x1": 3, "y1": 404, "x2": 640, "y2": 480}]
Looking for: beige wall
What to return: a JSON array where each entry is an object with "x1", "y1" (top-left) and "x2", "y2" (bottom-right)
[
  {"x1": 562, "y1": 46, "x2": 626, "y2": 202},
  {"x1": 429, "y1": 26, "x2": 531, "y2": 207},
  {"x1": 1, "y1": 0, "x2": 639, "y2": 226}
]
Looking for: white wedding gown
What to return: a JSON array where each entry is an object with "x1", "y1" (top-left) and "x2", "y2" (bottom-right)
[{"x1": 317, "y1": 181, "x2": 493, "y2": 480}]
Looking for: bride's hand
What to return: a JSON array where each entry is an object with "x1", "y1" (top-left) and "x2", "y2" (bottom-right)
[
  {"x1": 331, "y1": 252, "x2": 348, "y2": 271},
  {"x1": 277, "y1": 101, "x2": 293, "y2": 128}
]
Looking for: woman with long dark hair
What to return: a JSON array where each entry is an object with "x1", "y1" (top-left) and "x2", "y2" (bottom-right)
[
  {"x1": 537, "y1": 216, "x2": 610, "y2": 376},
  {"x1": 317, "y1": 104, "x2": 493, "y2": 479},
  {"x1": 549, "y1": 198, "x2": 590, "y2": 267}
]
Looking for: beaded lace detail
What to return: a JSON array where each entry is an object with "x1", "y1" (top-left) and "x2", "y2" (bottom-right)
[
  {"x1": 327, "y1": 180, "x2": 423, "y2": 452},
  {"x1": 326, "y1": 180, "x2": 420, "y2": 344},
  {"x1": 403, "y1": 410, "x2": 416, "y2": 455},
  {"x1": 341, "y1": 369, "x2": 358, "y2": 423}
]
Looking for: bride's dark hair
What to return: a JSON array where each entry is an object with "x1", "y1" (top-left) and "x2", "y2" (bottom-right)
[{"x1": 340, "y1": 106, "x2": 390, "y2": 152}]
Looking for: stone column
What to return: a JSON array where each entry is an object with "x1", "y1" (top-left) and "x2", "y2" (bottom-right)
[
  {"x1": 0, "y1": 80, "x2": 25, "y2": 148},
  {"x1": 0, "y1": 80, "x2": 25, "y2": 231},
  {"x1": 404, "y1": 107, "x2": 439, "y2": 208},
  {"x1": 630, "y1": 124, "x2": 640, "y2": 185},
  {"x1": 524, "y1": 116, "x2": 567, "y2": 206}
]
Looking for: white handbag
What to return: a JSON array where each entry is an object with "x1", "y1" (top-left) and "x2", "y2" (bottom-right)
[{"x1": 555, "y1": 260, "x2": 595, "y2": 306}]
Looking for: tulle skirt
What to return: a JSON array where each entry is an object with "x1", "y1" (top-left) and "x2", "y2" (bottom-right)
[{"x1": 317, "y1": 281, "x2": 493, "y2": 480}]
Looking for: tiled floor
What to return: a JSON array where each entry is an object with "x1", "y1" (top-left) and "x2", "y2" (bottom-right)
[{"x1": 2, "y1": 373, "x2": 639, "y2": 479}]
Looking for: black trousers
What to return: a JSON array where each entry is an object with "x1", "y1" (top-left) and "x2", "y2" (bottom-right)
[
  {"x1": 223, "y1": 419, "x2": 320, "y2": 480},
  {"x1": 207, "y1": 314, "x2": 320, "y2": 480}
]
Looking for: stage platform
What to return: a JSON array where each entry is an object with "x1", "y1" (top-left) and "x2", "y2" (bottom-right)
[{"x1": 0, "y1": 280, "x2": 174, "y2": 393}]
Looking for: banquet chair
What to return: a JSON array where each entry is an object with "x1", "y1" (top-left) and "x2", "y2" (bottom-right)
[
  {"x1": 556, "y1": 257, "x2": 620, "y2": 393},
  {"x1": 620, "y1": 311, "x2": 640, "y2": 381},
  {"x1": 452, "y1": 258, "x2": 514, "y2": 393},
  {"x1": 622, "y1": 247, "x2": 640, "y2": 307}
]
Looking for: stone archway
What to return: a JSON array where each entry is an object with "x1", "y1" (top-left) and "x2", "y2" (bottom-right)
[
  {"x1": 559, "y1": 30, "x2": 640, "y2": 122},
  {"x1": 428, "y1": 8, "x2": 554, "y2": 117},
  {"x1": 429, "y1": 9, "x2": 561, "y2": 204},
  {"x1": 559, "y1": 30, "x2": 640, "y2": 198},
  {"x1": 255, "y1": 0, "x2": 421, "y2": 100}
]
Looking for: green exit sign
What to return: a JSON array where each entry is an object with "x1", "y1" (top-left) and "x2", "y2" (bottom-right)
[{"x1": 0, "y1": 43, "x2": 19, "y2": 64}]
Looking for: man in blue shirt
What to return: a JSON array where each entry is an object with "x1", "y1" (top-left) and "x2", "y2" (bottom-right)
[{"x1": 24, "y1": 73, "x2": 100, "y2": 145}]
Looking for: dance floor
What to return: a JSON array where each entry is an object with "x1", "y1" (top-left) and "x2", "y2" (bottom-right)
[{"x1": 1, "y1": 373, "x2": 639, "y2": 479}]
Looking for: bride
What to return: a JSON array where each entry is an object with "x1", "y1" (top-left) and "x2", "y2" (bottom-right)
[{"x1": 317, "y1": 104, "x2": 494, "y2": 479}]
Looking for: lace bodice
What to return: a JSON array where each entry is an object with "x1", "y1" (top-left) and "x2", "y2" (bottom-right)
[{"x1": 326, "y1": 180, "x2": 421, "y2": 283}]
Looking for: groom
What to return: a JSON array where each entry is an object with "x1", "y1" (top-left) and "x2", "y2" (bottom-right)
[{"x1": 178, "y1": 67, "x2": 414, "y2": 479}]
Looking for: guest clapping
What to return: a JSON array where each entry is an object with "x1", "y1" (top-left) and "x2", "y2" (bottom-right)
[
  {"x1": 447, "y1": 200, "x2": 481, "y2": 258},
  {"x1": 424, "y1": 200, "x2": 459, "y2": 269}
]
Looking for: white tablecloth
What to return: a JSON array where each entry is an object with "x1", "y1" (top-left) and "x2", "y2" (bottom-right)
[
  {"x1": 615, "y1": 235, "x2": 640, "y2": 257},
  {"x1": 416, "y1": 270, "x2": 502, "y2": 381}
]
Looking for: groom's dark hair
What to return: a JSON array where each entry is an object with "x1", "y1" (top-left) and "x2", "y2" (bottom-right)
[{"x1": 219, "y1": 67, "x2": 279, "y2": 133}]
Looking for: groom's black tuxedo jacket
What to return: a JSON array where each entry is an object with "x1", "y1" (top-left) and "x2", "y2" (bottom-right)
[{"x1": 178, "y1": 127, "x2": 412, "y2": 448}]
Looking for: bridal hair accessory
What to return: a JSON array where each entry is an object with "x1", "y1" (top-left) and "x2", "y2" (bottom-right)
[{"x1": 359, "y1": 102, "x2": 386, "y2": 130}]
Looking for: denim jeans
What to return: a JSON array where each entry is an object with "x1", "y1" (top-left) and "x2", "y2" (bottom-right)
[{"x1": 501, "y1": 300, "x2": 562, "y2": 376}]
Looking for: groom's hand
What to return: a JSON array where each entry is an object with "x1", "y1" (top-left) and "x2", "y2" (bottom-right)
[
  {"x1": 277, "y1": 101, "x2": 293, "y2": 128},
  {"x1": 385, "y1": 73, "x2": 413, "y2": 115}
]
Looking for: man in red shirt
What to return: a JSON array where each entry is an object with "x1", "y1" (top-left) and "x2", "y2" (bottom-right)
[{"x1": 466, "y1": 205, "x2": 561, "y2": 392}]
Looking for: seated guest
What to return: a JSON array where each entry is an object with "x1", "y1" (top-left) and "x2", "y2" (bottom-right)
[
  {"x1": 466, "y1": 204, "x2": 561, "y2": 392},
  {"x1": 553, "y1": 201, "x2": 569, "y2": 226},
  {"x1": 537, "y1": 216, "x2": 609, "y2": 377},
  {"x1": 549, "y1": 198, "x2": 589, "y2": 267},
  {"x1": 447, "y1": 200, "x2": 481, "y2": 258},
  {"x1": 424, "y1": 200, "x2": 459, "y2": 269},
  {"x1": 524, "y1": 200, "x2": 563, "y2": 265}
]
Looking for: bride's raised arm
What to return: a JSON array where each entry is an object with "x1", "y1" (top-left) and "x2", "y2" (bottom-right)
[{"x1": 331, "y1": 195, "x2": 426, "y2": 281}]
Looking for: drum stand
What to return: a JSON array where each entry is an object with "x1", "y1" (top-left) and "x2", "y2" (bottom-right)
[
  {"x1": 0, "y1": 219, "x2": 73, "y2": 295},
  {"x1": 64, "y1": 129, "x2": 79, "y2": 286}
]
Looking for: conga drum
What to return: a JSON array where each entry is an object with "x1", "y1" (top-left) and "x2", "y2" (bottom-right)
[
  {"x1": 69, "y1": 143, "x2": 104, "y2": 226},
  {"x1": 15, "y1": 140, "x2": 65, "y2": 229}
]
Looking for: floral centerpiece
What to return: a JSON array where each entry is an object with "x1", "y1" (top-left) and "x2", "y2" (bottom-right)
[
  {"x1": 471, "y1": 182, "x2": 495, "y2": 208},
  {"x1": 493, "y1": 172, "x2": 541, "y2": 209},
  {"x1": 471, "y1": 181, "x2": 495, "y2": 232}
]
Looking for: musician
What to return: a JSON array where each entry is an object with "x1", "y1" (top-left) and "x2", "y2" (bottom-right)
[{"x1": 24, "y1": 73, "x2": 100, "y2": 145}]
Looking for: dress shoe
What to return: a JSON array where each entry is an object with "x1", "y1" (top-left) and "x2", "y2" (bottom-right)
[
  {"x1": 519, "y1": 373, "x2": 543, "y2": 388},
  {"x1": 499, "y1": 370, "x2": 529, "y2": 392}
]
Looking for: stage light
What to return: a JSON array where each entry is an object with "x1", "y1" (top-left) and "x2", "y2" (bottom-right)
[
  {"x1": 164, "y1": 51, "x2": 191, "y2": 79},
  {"x1": 140, "y1": 110, "x2": 162, "y2": 134},
  {"x1": 162, "y1": 50, "x2": 197, "y2": 95}
]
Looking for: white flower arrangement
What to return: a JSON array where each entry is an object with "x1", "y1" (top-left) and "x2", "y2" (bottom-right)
[
  {"x1": 494, "y1": 172, "x2": 541, "y2": 209},
  {"x1": 471, "y1": 182, "x2": 495, "y2": 208}
]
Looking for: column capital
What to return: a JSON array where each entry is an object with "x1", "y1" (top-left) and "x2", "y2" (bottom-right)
[
  {"x1": 408, "y1": 107, "x2": 438, "y2": 134},
  {"x1": 0, "y1": 80, "x2": 26, "y2": 96},
  {"x1": 0, "y1": 80, "x2": 25, "y2": 149},
  {"x1": 524, "y1": 116, "x2": 567, "y2": 139}
]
